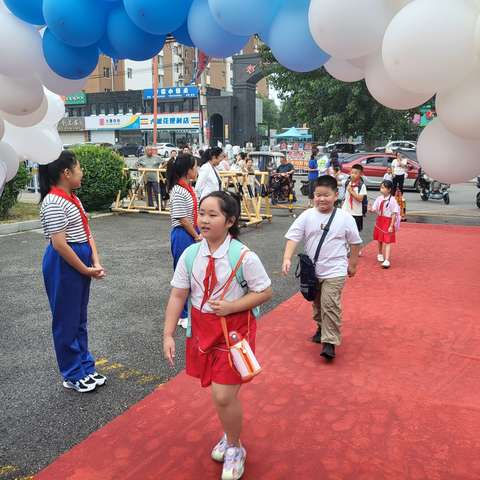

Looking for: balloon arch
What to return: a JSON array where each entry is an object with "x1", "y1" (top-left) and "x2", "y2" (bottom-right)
[{"x1": 1, "y1": 0, "x2": 480, "y2": 193}]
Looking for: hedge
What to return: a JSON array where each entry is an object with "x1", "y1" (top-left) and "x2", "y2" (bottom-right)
[{"x1": 0, "y1": 163, "x2": 30, "y2": 220}]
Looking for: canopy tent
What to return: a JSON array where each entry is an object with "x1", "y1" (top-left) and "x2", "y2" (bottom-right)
[{"x1": 274, "y1": 127, "x2": 312, "y2": 140}]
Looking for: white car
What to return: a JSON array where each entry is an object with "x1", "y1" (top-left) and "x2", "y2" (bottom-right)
[
  {"x1": 156, "y1": 143, "x2": 178, "y2": 158},
  {"x1": 375, "y1": 141, "x2": 416, "y2": 152}
]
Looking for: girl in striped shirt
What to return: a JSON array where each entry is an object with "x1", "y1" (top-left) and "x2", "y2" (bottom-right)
[
  {"x1": 39, "y1": 151, "x2": 106, "y2": 393},
  {"x1": 167, "y1": 154, "x2": 200, "y2": 328}
]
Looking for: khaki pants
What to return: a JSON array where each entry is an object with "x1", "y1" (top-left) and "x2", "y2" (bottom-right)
[{"x1": 312, "y1": 276, "x2": 346, "y2": 346}]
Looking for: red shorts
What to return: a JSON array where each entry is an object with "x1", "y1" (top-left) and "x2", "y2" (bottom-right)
[
  {"x1": 186, "y1": 307, "x2": 257, "y2": 388},
  {"x1": 374, "y1": 215, "x2": 396, "y2": 244}
]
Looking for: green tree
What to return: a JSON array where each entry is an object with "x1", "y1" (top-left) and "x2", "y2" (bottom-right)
[
  {"x1": 258, "y1": 95, "x2": 280, "y2": 130},
  {"x1": 260, "y1": 45, "x2": 423, "y2": 147},
  {"x1": 0, "y1": 163, "x2": 30, "y2": 219}
]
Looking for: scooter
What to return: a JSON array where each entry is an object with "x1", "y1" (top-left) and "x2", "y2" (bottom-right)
[
  {"x1": 476, "y1": 176, "x2": 480, "y2": 209},
  {"x1": 418, "y1": 171, "x2": 450, "y2": 204}
]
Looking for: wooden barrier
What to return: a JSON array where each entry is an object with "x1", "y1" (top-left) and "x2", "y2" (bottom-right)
[
  {"x1": 113, "y1": 167, "x2": 169, "y2": 215},
  {"x1": 113, "y1": 167, "x2": 273, "y2": 228}
]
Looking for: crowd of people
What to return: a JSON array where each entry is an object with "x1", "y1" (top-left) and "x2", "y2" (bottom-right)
[{"x1": 36, "y1": 144, "x2": 403, "y2": 480}]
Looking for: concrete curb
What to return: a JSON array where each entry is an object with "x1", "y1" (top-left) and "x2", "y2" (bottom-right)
[{"x1": 0, "y1": 212, "x2": 114, "y2": 236}]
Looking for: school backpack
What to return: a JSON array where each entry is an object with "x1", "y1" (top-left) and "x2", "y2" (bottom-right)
[
  {"x1": 345, "y1": 177, "x2": 368, "y2": 217},
  {"x1": 183, "y1": 239, "x2": 260, "y2": 338}
]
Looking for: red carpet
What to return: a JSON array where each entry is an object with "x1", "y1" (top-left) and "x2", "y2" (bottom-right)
[{"x1": 35, "y1": 223, "x2": 480, "y2": 480}]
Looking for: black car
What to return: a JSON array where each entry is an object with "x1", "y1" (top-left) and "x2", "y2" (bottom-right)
[{"x1": 114, "y1": 144, "x2": 143, "y2": 157}]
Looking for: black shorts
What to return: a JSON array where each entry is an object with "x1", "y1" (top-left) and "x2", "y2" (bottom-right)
[
  {"x1": 353, "y1": 215, "x2": 363, "y2": 232},
  {"x1": 308, "y1": 180, "x2": 317, "y2": 199}
]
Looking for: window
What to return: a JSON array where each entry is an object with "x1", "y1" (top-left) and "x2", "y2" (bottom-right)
[
  {"x1": 109, "y1": 105, "x2": 115, "y2": 115},
  {"x1": 103, "y1": 67, "x2": 110, "y2": 78},
  {"x1": 127, "y1": 68, "x2": 133, "y2": 79},
  {"x1": 104, "y1": 88, "x2": 111, "y2": 92},
  {"x1": 99, "y1": 104, "x2": 106, "y2": 114},
  {"x1": 118, "y1": 105, "x2": 124, "y2": 114},
  {"x1": 365, "y1": 156, "x2": 387, "y2": 166},
  {"x1": 169, "y1": 103, "x2": 175, "y2": 113},
  {"x1": 91, "y1": 104, "x2": 97, "y2": 115}
]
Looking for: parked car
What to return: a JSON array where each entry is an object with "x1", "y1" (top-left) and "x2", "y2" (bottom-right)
[
  {"x1": 113, "y1": 144, "x2": 143, "y2": 157},
  {"x1": 375, "y1": 141, "x2": 416, "y2": 153},
  {"x1": 157, "y1": 143, "x2": 178, "y2": 157},
  {"x1": 325, "y1": 142, "x2": 363, "y2": 154},
  {"x1": 341, "y1": 152, "x2": 420, "y2": 190}
]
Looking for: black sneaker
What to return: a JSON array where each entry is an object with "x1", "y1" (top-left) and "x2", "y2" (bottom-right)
[
  {"x1": 320, "y1": 343, "x2": 336, "y2": 360},
  {"x1": 89, "y1": 372, "x2": 107, "y2": 386},
  {"x1": 311, "y1": 327, "x2": 322, "y2": 344},
  {"x1": 63, "y1": 375, "x2": 97, "y2": 393}
]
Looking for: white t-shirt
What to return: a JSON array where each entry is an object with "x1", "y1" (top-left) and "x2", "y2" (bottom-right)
[
  {"x1": 342, "y1": 181, "x2": 367, "y2": 217},
  {"x1": 171, "y1": 235, "x2": 271, "y2": 313},
  {"x1": 392, "y1": 158, "x2": 408, "y2": 176},
  {"x1": 285, "y1": 208, "x2": 362, "y2": 279},
  {"x1": 372, "y1": 195, "x2": 400, "y2": 218},
  {"x1": 195, "y1": 162, "x2": 222, "y2": 200}
]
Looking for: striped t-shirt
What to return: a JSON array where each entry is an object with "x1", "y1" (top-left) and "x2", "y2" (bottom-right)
[
  {"x1": 40, "y1": 193, "x2": 89, "y2": 243},
  {"x1": 169, "y1": 184, "x2": 195, "y2": 229}
]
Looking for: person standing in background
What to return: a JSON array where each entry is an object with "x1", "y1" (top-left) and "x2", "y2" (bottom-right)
[
  {"x1": 195, "y1": 147, "x2": 224, "y2": 200},
  {"x1": 307, "y1": 146, "x2": 319, "y2": 207},
  {"x1": 391, "y1": 152, "x2": 408, "y2": 194},
  {"x1": 137, "y1": 147, "x2": 162, "y2": 209}
]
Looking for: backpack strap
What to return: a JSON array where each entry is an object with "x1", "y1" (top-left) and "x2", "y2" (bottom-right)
[
  {"x1": 183, "y1": 242, "x2": 201, "y2": 338},
  {"x1": 228, "y1": 239, "x2": 261, "y2": 319}
]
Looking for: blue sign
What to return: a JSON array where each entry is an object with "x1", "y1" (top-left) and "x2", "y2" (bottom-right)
[{"x1": 143, "y1": 86, "x2": 199, "y2": 100}]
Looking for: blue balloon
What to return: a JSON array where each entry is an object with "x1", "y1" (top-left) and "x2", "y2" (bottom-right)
[
  {"x1": 43, "y1": 0, "x2": 108, "y2": 48},
  {"x1": 4, "y1": 0, "x2": 45, "y2": 25},
  {"x1": 106, "y1": 7, "x2": 165, "y2": 62},
  {"x1": 124, "y1": 0, "x2": 192, "y2": 35},
  {"x1": 188, "y1": 0, "x2": 249, "y2": 58},
  {"x1": 42, "y1": 28, "x2": 99, "y2": 80},
  {"x1": 98, "y1": 34, "x2": 125, "y2": 61},
  {"x1": 268, "y1": 0, "x2": 330, "y2": 72},
  {"x1": 208, "y1": 0, "x2": 282, "y2": 37},
  {"x1": 172, "y1": 22, "x2": 195, "y2": 48}
]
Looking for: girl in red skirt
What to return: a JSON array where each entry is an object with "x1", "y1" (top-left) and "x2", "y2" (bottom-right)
[
  {"x1": 163, "y1": 191, "x2": 272, "y2": 480},
  {"x1": 370, "y1": 180, "x2": 400, "y2": 269}
]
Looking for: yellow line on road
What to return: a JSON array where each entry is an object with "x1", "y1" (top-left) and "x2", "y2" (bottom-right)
[
  {"x1": 95, "y1": 358, "x2": 162, "y2": 385},
  {"x1": 0, "y1": 466, "x2": 18, "y2": 476}
]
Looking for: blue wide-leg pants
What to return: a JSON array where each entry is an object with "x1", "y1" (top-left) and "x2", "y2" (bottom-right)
[{"x1": 43, "y1": 242, "x2": 96, "y2": 382}]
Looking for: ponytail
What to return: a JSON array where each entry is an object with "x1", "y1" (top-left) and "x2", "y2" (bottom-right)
[
  {"x1": 166, "y1": 154, "x2": 196, "y2": 192},
  {"x1": 39, "y1": 150, "x2": 78, "y2": 201},
  {"x1": 198, "y1": 148, "x2": 212, "y2": 167}
]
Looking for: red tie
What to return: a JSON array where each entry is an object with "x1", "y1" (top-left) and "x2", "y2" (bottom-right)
[{"x1": 201, "y1": 256, "x2": 218, "y2": 309}]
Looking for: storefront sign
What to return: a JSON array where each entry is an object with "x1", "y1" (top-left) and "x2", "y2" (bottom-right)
[
  {"x1": 143, "y1": 86, "x2": 199, "y2": 100},
  {"x1": 84, "y1": 113, "x2": 200, "y2": 131},
  {"x1": 286, "y1": 149, "x2": 310, "y2": 170},
  {"x1": 65, "y1": 92, "x2": 87, "y2": 105},
  {"x1": 57, "y1": 117, "x2": 85, "y2": 132}
]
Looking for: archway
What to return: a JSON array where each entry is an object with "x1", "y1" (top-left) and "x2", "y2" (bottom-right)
[{"x1": 210, "y1": 114, "x2": 224, "y2": 146}]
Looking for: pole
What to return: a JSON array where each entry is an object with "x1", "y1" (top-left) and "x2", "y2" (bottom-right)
[{"x1": 152, "y1": 55, "x2": 159, "y2": 146}]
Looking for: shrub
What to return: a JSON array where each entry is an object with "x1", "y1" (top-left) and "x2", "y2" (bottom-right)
[
  {"x1": 0, "y1": 163, "x2": 30, "y2": 220},
  {"x1": 72, "y1": 145, "x2": 127, "y2": 211}
]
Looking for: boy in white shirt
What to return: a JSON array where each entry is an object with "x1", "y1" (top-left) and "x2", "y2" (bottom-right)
[
  {"x1": 282, "y1": 175, "x2": 362, "y2": 360},
  {"x1": 342, "y1": 163, "x2": 367, "y2": 235}
]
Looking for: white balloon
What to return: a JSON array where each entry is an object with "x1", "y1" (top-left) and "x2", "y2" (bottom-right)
[
  {"x1": 0, "y1": 95, "x2": 48, "y2": 127},
  {"x1": 36, "y1": 63, "x2": 88, "y2": 96},
  {"x1": 383, "y1": 0, "x2": 477, "y2": 95},
  {"x1": 324, "y1": 58, "x2": 364, "y2": 82},
  {"x1": 0, "y1": 74, "x2": 44, "y2": 116},
  {"x1": 41, "y1": 90, "x2": 66, "y2": 127},
  {"x1": 0, "y1": 117, "x2": 4, "y2": 140},
  {"x1": 3, "y1": 123, "x2": 62, "y2": 165},
  {"x1": 0, "y1": 140, "x2": 20, "y2": 181},
  {"x1": 417, "y1": 118, "x2": 480, "y2": 184},
  {"x1": 0, "y1": 7, "x2": 43, "y2": 77},
  {"x1": 365, "y1": 55, "x2": 433, "y2": 109},
  {"x1": 436, "y1": 69, "x2": 480, "y2": 140},
  {"x1": 309, "y1": 0, "x2": 398, "y2": 59}
]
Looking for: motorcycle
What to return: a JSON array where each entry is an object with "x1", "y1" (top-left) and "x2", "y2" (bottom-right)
[
  {"x1": 476, "y1": 176, "x2": 480, "y2": 209},
  {"x1": 418, "y1": 171, "x2": 450, "y2": 204}
]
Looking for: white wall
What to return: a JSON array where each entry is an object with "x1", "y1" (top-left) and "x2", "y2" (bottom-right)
[{"x1": 124, "y1": 60, "x2": 153, "y2": 90}]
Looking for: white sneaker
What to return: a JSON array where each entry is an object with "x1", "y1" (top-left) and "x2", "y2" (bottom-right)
[
  {"x1": 211, "y1": 434, "x2": 227, "y2": 462},
  {"x1": 63, "y1": 375, "x2": 96, "y2": 393},
  {"x1": 382, "y1": 259, "x2": 391, "y2": 269},
  {"x1": 377, "y1": 254, "x2": 385, "y2": 262},
  {"x1": 89, "y1": 372, "x2": 107, "y2": 386},
  {"x1": 222, "y1": 445, "x2": 246, "y2": 480},
  {"x1": 177, "y1": 317, "x2": 188, "y2": 329}
]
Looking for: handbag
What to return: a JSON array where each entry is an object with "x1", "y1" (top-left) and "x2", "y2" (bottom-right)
[
  {"x1": 219, "y1": 249, "x2": 262, "y2": 381},
  {"x1": 295, "y1": 208, "x2": 337, "y2": 302}
]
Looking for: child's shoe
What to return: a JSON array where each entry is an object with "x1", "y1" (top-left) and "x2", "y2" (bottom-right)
[
  {"x1": 311, "y1": 326, "x2": 322, "y2": 344},
  {"x1": 63, "y1": 376, "x2": 96, "y2": 393},
  {"x1": 382, "y1": 260, "x2": 391, "y2": 269},
  {"x1": 89, "y1": 372, "x2": 107, "y2": 386},
  {"x1": 377, "y1": 254, "x2": 384, "y2": 262},
  {"x1": 177, "y1": 318, "x2": 188, "y2": 329},
  {"x1": 211, "y1": 434, "x2": 227, "y2": 462},
  {"x1": 222, "y1": 445, "x2": 246, "y2": 480},
  {"x1": 320, "y1": 343, "x2": 336, "y2": 360}
]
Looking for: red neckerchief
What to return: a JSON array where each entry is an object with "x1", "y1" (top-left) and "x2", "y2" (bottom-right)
[
  {"x1": 49, "y1": 187, "x2": 91, "y2": 239},
  {"x1": 201, "y1": 256, "x2": 217, "y2": 310},
  {"x1": 349, "y1": 179, "x2": 360, "y2": 209},
  {"x1": 380, "y1": 196, "x2": 391, "y2": 217},
  {"x1": 178, "y1": 179, "x2": 198, "y2": 228}
]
